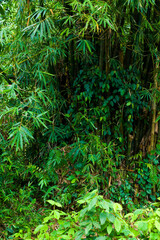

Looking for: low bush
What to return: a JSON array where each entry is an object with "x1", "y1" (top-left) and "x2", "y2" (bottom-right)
[{"x1": 13, "y1": 190, "x2": 160, "y2": 240}]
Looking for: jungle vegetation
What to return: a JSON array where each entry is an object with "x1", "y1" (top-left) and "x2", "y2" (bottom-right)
[{"x1": 0, "y1": 0, "x2": 160, "y2": 239}]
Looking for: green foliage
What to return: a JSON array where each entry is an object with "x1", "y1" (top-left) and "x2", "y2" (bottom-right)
[
  {"x1": 68, "y1": 66, "x2": 149, "y2": 148},
  {"x1": 13, "y1": 190, "x2": 160, "y2": 240},
  {"x1": 0, "y1": 0, "x2": 160, "y2": 238}
]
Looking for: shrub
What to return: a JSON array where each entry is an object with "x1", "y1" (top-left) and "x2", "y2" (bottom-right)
[{"x1": 13, "y1": 190, "x2": 160, "y2": 240}]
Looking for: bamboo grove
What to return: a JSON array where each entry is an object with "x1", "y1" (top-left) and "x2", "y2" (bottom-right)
[{"x1": 0, "y1": 0, "x2": 160, "y2": 237}]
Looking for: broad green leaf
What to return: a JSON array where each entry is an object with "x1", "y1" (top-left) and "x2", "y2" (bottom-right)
[
  {"x1": 85, "y1": 223, "x2": 92, "y2": 235},
  {"x1": 107, "y1": 213, "x2": 115, "y2": 223},
  {"x1": 88, "y1": 197, "x2": 97, "y2": 210},
  {"x1": 47, "y1": 200, "x2": 62, "y2": 207},
  {"x1": 150, "y1": 232, "x2": 160, "y2": 240},
  {"x1": 134, "y1": 209, "x2": 144, "y2": 215},
  {"x1": 43, "y1": 215, "x2": 54, "y2": 223},
  {"x1": 126, "y1": 101, "x2": 132, "y2": 106},
  {"x1": 114, "y1": 218, "x2": 121, "y2": 232},
  {"x1": 34, "y1": 224, "x2": 48, "y2": 234},
  {"x1": 54, "y1": 210, "x2": 60, "y2": 219},
  {"x1": 79, "y1": 207, "x2": 88, "y2": 218},
  {"x1": 107, "y1": 224, "x2": 112, "y2": 235},
  {"x1": 99, "y1": 200, "x2": 110, "y2": 212},
  {"x1": 155, "y1": 220, "x2": 160, "y2": 231},
  {"x1": 95, "y1": 237, "x2": 107, "y2": 240},
  {"x1": 100, "y1": 212, "x2": 107, "y2": 225},
  {"x1": 68, "y1": 228, "x2": 75, "y2": 236},
  {"x1": 58, "y1": 234, "x2": 71, "y2": 239},
  {"x1": 75, "y1": 231, "x2": 84, "y2": 240},
  {"x1": 156, "y1": 209, "x2": 160, "y2": 217},
  {"x1": 135, "y1": 221, "x2": 148, "y2": 232},
  {"x1": 113, "y1": 203, "x2": 122, "y2": 212},
  {"x1": 93, "y1": 221, "x2": 101, "y2": 229}
]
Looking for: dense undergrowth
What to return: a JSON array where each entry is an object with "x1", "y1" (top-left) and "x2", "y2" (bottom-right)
[
  {"x1": 2, "y1": 190, "x2": 160, "y2": 240},
  {"x1": 0, "y1": 0, "x2": 160, "y2": 239},
  {"x1": 0, "y1": 138, "x2": 160, "y2": 239},
  {"x1": 14, "y1": 191, "x2": 160, "y2": 240}
]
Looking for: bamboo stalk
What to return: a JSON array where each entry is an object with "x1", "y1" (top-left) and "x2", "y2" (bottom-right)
[
  {"x1": 99, "y1": 36, "x2": 104, "y2": 72},
  {"x1": 105, "y1": 28, "x2": 111, "y2": 76},
  {"x1": 150, "y1": 57, "x2": 159, "y2": 151}
]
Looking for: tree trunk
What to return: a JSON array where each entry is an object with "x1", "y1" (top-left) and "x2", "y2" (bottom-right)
[
  {"x1": 150, "y1": 57, "x2": 159, "y2": 151},
  {"x1": 99, "y1": 35, "x2": 104, "y2": 72},
  {"x1": 119, "y1": 48, "x2": 124, "y2": 68},
  {"x1": 105, "y1": 28, "x2": 111, "y2": 76}
]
